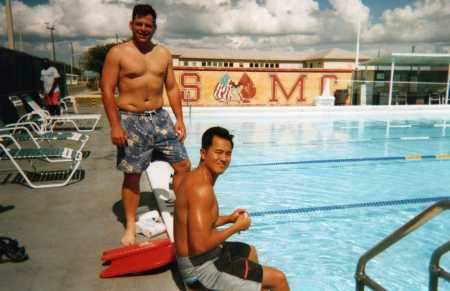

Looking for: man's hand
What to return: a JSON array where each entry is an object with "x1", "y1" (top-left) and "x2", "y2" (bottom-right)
[
  {"x1": 111, "y1": 126, "x2": 127, "y2": 146},
  {"x1": 175, "y1": 121, "x2": 186, "y2": 142},
  {"x1": 229, "y1": 208, "x2": 247, "y2": 223},
  {"x1": 235, "y1": 212, "x2": 251, "y2": 232}
]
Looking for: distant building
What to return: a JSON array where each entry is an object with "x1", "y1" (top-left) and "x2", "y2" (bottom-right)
[
  {"x1": 172, "y1": 48, "x2": 369, "y2": 69},
  {"x1": 168, "y1": 48, "x2": 368, "y2": 106}
]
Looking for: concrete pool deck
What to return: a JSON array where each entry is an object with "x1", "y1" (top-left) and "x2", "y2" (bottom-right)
[{"x1": 0, "y1": 104, "x2": 184, "y2": 291}]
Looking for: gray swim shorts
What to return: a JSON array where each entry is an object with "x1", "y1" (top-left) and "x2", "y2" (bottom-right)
[
  {"x1": 116, "y1": 108, "x2": 188, "y2": 173},
  {"x1": 177, "y1": 242, "x2": 263, "y2": 291}
]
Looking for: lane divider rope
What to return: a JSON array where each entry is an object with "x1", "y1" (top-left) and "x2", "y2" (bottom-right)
[
  {"x1": 233, "y1": 154, "x2": 449, "y2": 168},
  {"x1": 249, "y1": 196, "x2": 450, "y2": 217}
]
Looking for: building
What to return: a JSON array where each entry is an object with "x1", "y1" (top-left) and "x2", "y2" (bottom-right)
[{"x1": 170, "y1": 48, "x2": 367, "y2": 106}]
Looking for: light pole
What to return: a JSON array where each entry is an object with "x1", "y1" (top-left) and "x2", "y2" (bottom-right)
[
  {"x1": 5, "y1": 0, "x2": 15, "y2": 49},
  {"x1": 45, "y1": 22, "x2": 56, "y2": 61}
]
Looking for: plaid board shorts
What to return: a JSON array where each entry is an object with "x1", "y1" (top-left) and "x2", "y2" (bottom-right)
[{"x1": 116, "y1": 108, "x2": 188, "y2": 173}]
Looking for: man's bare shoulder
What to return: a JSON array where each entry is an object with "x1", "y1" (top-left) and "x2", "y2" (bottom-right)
[
  {"x1": 174, "y1": 170, "x2": 213, "y2": 198},
  {"x1": 107, "y1": 41, "x2": 134, "y2": 57},
  {"x1": 154, "y1": 44, "x2": 173, "y2": 59}
]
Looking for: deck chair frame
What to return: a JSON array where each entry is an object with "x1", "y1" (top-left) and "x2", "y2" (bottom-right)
[
  {"x1": 0, "y1": 125, "x2": 89, "y2": 155},
  {"x1": 0, "y1": 134, "x2": 82, "y2": 189},
  {"x1": 21, "y1": 95, "x2": 101, "y2": 133}
]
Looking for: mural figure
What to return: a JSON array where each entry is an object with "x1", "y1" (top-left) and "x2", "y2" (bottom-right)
[{"x1": 213, "y1": 73, "x2": 256, "y2": 104}]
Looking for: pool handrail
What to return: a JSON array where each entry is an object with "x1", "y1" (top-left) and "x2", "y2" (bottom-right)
[
  {"x1": 355, "y1": 199, "x2": 450, "y2": 291},
  {"x1": 429, "y1": 240, "x2": 450, "y2": 290}
]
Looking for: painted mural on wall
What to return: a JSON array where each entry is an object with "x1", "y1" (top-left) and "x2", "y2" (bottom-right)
[
  {"x1": 213, "y1": 73, "x2": 256, "y2": 103},
  {"x1": 174, "y1": 68, "x2": 352, "y2": 106}
]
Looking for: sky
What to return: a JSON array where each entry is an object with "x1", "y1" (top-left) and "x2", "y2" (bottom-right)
[{"x1": 1, "y1": 0, "x2": 450, "y2": 65}]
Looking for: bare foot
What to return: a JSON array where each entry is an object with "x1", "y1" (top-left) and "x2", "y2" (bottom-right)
[{"x1": 121, "y1": 228, "x2": 136, "y2": 246}]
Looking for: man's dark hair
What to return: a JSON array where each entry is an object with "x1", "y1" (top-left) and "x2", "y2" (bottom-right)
[
  {"x1": 202, "y1": 126, "x2": 234, "y2": 150},
  {"x1": 132, "y1": 4, "x2": 157, "y2": 22}
]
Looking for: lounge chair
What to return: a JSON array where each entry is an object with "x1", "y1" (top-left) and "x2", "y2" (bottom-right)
[
  {"x1": 60, "y1": 95, "x2": 79, "y2": 114},
  {"x1": 1, "y1": 122, "x2": 89, "y2": 153},
  {"x1": 19, "y1": 95, "x2": 101, "y2": 133},
  {"x1": 0, "y1": 134, "x2": 82, "y2": 188}
]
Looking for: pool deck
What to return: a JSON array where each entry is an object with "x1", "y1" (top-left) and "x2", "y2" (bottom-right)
[
  {"x1": 2, "y1": 97, "x2": 450, "y2": 291},
  {"x1": 0, "y1": 103, "x2": 185, "y2": 291}
]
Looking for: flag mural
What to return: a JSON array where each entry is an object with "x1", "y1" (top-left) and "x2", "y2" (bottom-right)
[
  {"x1": 213, "y1": 73, "x2": 256, "y2": 103},
  {"x1": 213, "y1": 74, "x2": 233, "y2": 103}
]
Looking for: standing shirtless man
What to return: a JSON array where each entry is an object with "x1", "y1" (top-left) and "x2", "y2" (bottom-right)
[
  {"x1": 173, "y1": 127, "x2": 289, "y2": 290},
  {"x1": 101, "y1": 4, "x2": 191, "y2": 246}
]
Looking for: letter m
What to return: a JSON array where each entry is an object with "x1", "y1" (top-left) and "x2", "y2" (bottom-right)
[{"x1": 269, "y1": 74, "x2": 306, "y2": 102}]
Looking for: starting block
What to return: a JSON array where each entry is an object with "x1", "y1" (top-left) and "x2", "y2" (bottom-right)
[{"x1": 100, "y1": 238, "x2": 175, "y2": 278}]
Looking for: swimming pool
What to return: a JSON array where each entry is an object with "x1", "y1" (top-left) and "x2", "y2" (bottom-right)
[{"x1": 182, "y1": 107, "x2": 450, "y2": 290}]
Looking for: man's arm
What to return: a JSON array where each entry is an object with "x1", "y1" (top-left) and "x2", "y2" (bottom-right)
[
  {"x1": 101, "y1": 46, "x2": 127, "y2": 145},
  {"x1": 164, "y1": 52, "x2": 186, "y2": 142},
  {"x1": 189, "y1": 187, "x2": 250, "y2": 254},
  {"x1": 215, "y1": 208, "x2": 247, "y2": 227}
]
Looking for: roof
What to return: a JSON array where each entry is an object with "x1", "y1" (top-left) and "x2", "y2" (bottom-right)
[
  {"x1": 172, "y1": 48, "x2": 365, "y2": 62},
  {"x1": 363, "y1": 53, "x2": 450, "y2": 66},
  {"x1": 303, "y1": 48, "x2": 369, "y2": 61},
  {"x1": 172, "y1": 48, "x2": 308, "y2": 61}
]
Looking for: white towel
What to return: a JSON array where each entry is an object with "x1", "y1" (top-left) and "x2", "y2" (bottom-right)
[{"x1": 136, "y1": 210, "x2": 167, "y2": 238}]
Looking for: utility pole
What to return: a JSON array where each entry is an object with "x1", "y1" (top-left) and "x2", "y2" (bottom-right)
[
  {"x1": 46, "y1": 23, "x2": 56, "y2": 61},
  {"x1": 70, "y1": 42, "x2": 74, "y2": 76},
  {"x1": 5, "y1": 0, "x2": 15, "y2": 49}
]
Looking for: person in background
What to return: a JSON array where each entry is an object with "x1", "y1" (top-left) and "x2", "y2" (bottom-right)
[{"x1": 40, "y1": 58, "x2": 61, "y2": 115}]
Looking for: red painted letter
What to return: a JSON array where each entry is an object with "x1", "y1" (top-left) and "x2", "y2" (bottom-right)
[
  {"x1": 180, "y1": 73, "x2": 200, "y2": 102},
  {"x1": 270, "y1": 74, "x2": 306, "y2": 102}
]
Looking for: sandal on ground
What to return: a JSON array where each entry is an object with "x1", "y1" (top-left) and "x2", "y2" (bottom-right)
[
  {"x1": 0, "y1": 237, "x2": 29, "y2": 263},
  {"x1": 0, "y1": 205, "x2": 15, "y2": 214}
]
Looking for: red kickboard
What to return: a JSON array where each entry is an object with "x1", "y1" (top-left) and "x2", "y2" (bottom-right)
[
  {"x1": 101, "y1": 238, "x2": 171, "y2": 261},
  {"x1": 100, "y1": 238, "x2": 175, "y2": 278}
]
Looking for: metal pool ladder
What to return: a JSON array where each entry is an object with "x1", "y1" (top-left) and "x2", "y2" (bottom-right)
[{"x1": 355, "y1": 200, "x2": 450, "y2": 291}]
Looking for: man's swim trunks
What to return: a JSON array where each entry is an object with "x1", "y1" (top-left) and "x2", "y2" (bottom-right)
[
  {"x1": 177, "y1": 241, "x2": 263, "y2": 291},
  {"x1": 116, "y1": 108, "x2": 188, "y2": 173}
]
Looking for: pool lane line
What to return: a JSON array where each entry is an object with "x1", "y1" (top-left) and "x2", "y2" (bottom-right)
[
  {"x1": 232, "y1": 153, "x2": 450, "y2": 168},
  {"x1": 242, "y1": 134, "x2": 450, "y2": 146},
  {"x1": 249, "y1": 196, "x2": 450, "y2": 217}
]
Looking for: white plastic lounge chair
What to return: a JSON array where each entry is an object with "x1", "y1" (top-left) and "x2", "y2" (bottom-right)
[
  {"x1": 0, "y1": 134, "x2": 82, "y2": 188},
  {"x1": 20, "y1": 95, "x2": 101, "y2": 133},
  {"x1": 0, "y1": 124, "x2": 89, "y2": 153},
  {"x1": 145, "y1": 160, "x2": 175, "y2": 242},
  {"x1": 60, "y1": 95, "x2": 79, "y2": 114}
]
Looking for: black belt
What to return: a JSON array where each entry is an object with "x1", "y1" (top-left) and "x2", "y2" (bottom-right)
[
  {"x1": 119, "y1": 108, "x2": 163, "y2": 116},
  {"x1": 189, "y1": 246, "x2": 222, "y2": 266}
]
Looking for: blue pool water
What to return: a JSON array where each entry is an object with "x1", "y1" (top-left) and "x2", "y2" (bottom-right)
[{"x1": 183, "y1": 110, "x2": 450, "y2": 290}]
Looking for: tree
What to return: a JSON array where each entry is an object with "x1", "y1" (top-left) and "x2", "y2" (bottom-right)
[{"x1": 81, "y1": 43, "x2": 116, "y2": 73}]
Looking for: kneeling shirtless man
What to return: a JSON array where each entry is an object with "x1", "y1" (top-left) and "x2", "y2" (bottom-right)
[
  {"x1": 102, "y1": 4, "x2": 191, "y2": 246},
  {"x1": 173, "y1": 127, "x2": 289, "y2": 291}
]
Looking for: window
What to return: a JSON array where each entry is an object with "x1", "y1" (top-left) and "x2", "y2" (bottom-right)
[
  {"x1": 265, "y1": 63, "x2": 269, "y2": 68},
  {"x1": 250, "y1": 63, "x2": 254, "y2": 68},
  {"x1": 202, "y1": 62, "x2": 206, "y2": 66},
  {"x1": 275, "y1": 63, "x2": 279, "y2": 68},
  {"x1": 239, "y1": 63, "x2": 244, "y2": 68},
  {"x1": 229, "y1": 62, "x2": 234, "y2": 67},
  {"x1": 183, "y1": 61, "x2": 189, "y2": 66},
  {"x1": 207, "y1": 61, "x2": 211, "y2": 66},
  {"x1": 255, "y1": 63, "x2": 259, "y2": 68},
  {"x1": 270, "y1": 63, "x2": 274, "y2": 68},
  {"x1": 224, "y1": 62, "x2": 229, "y2": 67}
]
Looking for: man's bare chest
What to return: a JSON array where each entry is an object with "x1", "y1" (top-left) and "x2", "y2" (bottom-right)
[{"x1": 120, "y1": 56, "x2": 167, "y2": 80}]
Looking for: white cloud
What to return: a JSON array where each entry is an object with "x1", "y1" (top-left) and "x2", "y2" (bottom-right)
[
  {"x1": 1, "y1": 0, "x2": 450, "y2": 63},
  {"x1": 365, "y1": 0, "x2": 450, "y2": 43}
]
